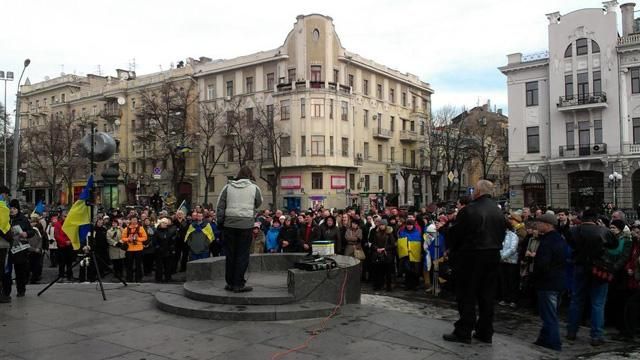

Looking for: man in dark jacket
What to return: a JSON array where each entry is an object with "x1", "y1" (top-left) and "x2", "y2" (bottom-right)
[
  {"x1": 5, "y1": 199, "x2": 36, "y2": 297},
  {"x1": 444, "y1": 180, "x2": 506, "y2": 345},
  {"x1": 566, "y1": 209, "x2": 618, "y2": 346},
  {"x1": 532, "y1": 213, "x2": 567, "y2": 351}
]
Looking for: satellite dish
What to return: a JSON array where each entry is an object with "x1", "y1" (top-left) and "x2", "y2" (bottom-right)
[
  {"x1": 117, "y1": 97, "x2": 126, "y2": 105},
  {"x1": 120, "y1": 72, "x2": 129, "y2": 80},
  {"x1": 78, "y1": 132, "x2": 117, "y2": 162}
]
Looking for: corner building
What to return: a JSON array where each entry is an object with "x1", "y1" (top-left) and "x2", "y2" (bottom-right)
[
  {"x1": 501, "y1": 2, "x2": 640, "y2": 211},
  {"x1": 195, "y1": 14, "x2": 432, "y2": 211}
]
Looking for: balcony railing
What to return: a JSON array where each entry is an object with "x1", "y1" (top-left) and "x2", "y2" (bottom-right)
[
  {"x1": 624, "y1": 143, "x2": 640, "y2": 154},
  {"x1": 310, "y1": 81, "x2": 324, "y2": 89},
  {"x1": 373, "y1": 128, "x2": 392, "y2": 139},
  {"x1": 558, "y1": 92, "x2": 607, "y2": 109},
  {"x1": 276, "y1": 82, "x2": 292, "y2": 92},
  {"x1": 339, "y1": 84, "x2": 351, "y2": 94},
  {"x1": 399, "y1": 130, "x2": 418, "y2": 142},
  {"x1": 559, "y1": 143, "x2": 607, "y2": 157}
]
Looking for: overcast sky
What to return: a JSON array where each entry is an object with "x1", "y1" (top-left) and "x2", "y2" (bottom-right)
[{"x1": 1, "y1": 0, "x2": 601, "y2": 119}]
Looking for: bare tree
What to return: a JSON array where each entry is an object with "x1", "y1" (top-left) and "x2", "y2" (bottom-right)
[
  {"x1": 223, "y1": 98, "x2": 260, "y2": 168},
  {"x1": 197, "y1": 102, "x2": 227, "y2": 205},
  {"x1": 254, "y1": 101, "x2": 286, "y2": 210},
  {"x1": 136, "y1": 80, "x2": 198, "y2": 196}
]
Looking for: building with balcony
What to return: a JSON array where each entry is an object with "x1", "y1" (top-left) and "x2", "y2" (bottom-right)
[
  {"x1": 500, "y1": 1, "x2": 640, "y2": 210},
  {"x1": 193, "y1": 14, "x2": 432, "y2": 211}
]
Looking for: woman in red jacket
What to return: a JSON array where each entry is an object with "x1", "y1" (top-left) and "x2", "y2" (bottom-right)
[{"x1": 54, "y1": 214, "x2": 74, "y2": 282}]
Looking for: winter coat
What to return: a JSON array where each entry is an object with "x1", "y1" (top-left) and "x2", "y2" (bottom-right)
[
  {"x1": 91, "y1": 226, "x2": 110, "y2": 262},
  {"x1": 122, "y1": 225, "x2": 147, "y2": 252},
  {"x1": 397, "y1": 226, "x2": 422, "y2": 263},
  {"x1": 533, "y1": 230, "x2": 567, "y2": 292},
  {"x1": 449, "y1": 194, "x2": 506, "y2": 253},
  {"x1": 500, "y1": 230, "x2": 519, "y2": 264},
  {"x1": 252, "y1": 230, "x2": 266, "y2": 254},
  {"x1": 216, "y1": 178, "x2": 263, "y2": 229},
  {"x1": 107, "y1": 227, "x2": 125, "y2": 260},
  {"x1": 318, "y1": 223, "x2": 342, "y2": 255},
  {"x1": 297, "y1": 222, "x2": 319, "y2": 250},
  {"x1": 153, "y1": 226, "x2": 177, "y2": 257},
  {"x1": 278, "y1": 225, "x2": 300, "y2": 253},
  {"x1": 266, "y1": 227, "x2": 281, "y2": 252},
  {"x1": 567, "y1": 223, "x2": 618, "y2": 267},
  {"x1": 371, "y1": 228, "x2": 395, "y2": 264},
  {"x1": 185, "y1": 221, "x2": 214, "y2": 255},
  {"x1": 173, "y1": 218, "x2": 190, "y2": 246},
  {"x1": 343, "y1": 227, "x2": 363, "y2": 257},
  {"x1": 54, "y1": 220, "x2": 72, "y2": 249},
  {"x1": 46, "y1": 224, "x2": 57, "y2": 250}
]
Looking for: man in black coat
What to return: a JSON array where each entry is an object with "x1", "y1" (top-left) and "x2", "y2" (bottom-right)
[
  {"x1": 5, "y1": 199, "x2": 36, "y2": 297},
  {"x1": 444, "y1": 180, "x2": 506, "y2": 344}
]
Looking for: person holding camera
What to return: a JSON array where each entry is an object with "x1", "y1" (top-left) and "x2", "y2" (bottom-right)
[
  {"x1": 121, "y1": 214, "x2": 147, "y2": 283},
  {"x1": 107, "y1": 218, "x2": 125, "y2": 279}
]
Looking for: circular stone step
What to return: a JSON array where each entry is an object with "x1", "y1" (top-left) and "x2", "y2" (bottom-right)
[
  {"x1": 155, "y1": 291, "x2": 337, "y2": 321},
  {"x1": 184, "y1": 275, "x2": 295, "y2": 305}
]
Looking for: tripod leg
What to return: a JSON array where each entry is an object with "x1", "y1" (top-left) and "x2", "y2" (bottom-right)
[
  {"x1": 96, "y1": 254, "x2": 127, "y2": 287},
  {"x1": 37, "y1": 258, "x2": 83, "y2": 297},
  {"x1": 89, "y1": 251, "x2": 107, "y2": 301}
]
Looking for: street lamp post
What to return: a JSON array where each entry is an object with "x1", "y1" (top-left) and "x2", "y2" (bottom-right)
[
  {"x1": 608, "y1": 170, "x2": 623, "y2": 208},
  {"x1": 0, "y1": 70, "x2": 14, "y2": 185},
  {"x1": 10, "y1": 59, "x2": 30, "y2": 198}
]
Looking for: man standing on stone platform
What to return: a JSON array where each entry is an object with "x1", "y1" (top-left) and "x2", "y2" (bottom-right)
[
  {"x1": 216, "y1": 166, "x2": 263, "y2": 293},
  {"x1": 443, "y1": 180, "x2": 506, "y2": 345}
]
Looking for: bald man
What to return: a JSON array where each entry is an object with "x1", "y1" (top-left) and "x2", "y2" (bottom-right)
[{"x1": 444, "y1": 180, "x2": 506, "y2": 345}]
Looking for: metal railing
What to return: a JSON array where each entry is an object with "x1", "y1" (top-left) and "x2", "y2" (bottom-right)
[
  {"x1": 559, "y1": 143, "x2": 607, "y2": 157},
  {"x1": 558, "y1": 92, "x2": 607, "y2": 108},
  {"x1": 522, "y1": 51, "x2": 549, "y2": 62},
  {"x1": 373, "y1": 128, "x2": 392, "y2": 138},
  {"x1": 399, "y1": 130, "x2": 418, "y2": 142}
]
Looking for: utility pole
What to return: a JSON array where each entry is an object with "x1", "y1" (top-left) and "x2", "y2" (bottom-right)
[{"x1": 10, "y1": 59, "x2": 30, "y2": 198}]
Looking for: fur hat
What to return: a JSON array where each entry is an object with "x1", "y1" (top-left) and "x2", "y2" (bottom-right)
[
  {"x1": 611, "y1": 219, "x2": 626, "y2": 232},
  {"x1": 536, "y1": 213, "x2": 557, "y2": 226}
]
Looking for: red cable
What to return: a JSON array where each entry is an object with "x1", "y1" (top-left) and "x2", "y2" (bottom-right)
[{"x1": 271, "y1": 269, "x2": 350, "y2": 360}]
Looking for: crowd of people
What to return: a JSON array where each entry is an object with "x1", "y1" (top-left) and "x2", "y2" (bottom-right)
[{"x1": 0, "y1": 176, "x2": 639, "y2": 353}]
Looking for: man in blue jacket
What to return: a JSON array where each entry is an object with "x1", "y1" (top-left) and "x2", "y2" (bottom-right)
[{"x1": 532, "y1": 213, "x2": 567, "y2": 351}]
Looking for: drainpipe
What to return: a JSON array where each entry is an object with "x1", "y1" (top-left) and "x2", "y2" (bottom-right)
[{"x1": 546, "y1": 78, "x2": 553, "y2": 208}]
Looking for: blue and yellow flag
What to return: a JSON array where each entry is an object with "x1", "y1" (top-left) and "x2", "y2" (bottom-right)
[
  {"x1": 0, "y1": 195, "x2": 10, "y2": 235},
  {"x1": 185, "y1": 222, "x2": 214, "y2": 243},
  {"x1": 62, "y1": 176, "x2": 93, "y2": 250}
]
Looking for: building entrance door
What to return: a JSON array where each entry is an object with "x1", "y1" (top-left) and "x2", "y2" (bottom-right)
[{"x1": 568, "y1": 171, "x2": 603, "y2": 209}]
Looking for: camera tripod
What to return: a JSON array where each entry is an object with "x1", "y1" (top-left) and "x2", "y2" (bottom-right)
[{"x1": 37, "y1": 244, "x2": 127, "y2": 300}]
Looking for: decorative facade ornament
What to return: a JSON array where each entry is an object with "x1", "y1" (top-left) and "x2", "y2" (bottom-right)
[{"x1": 546, "y1": 12, "x2": 561, "y2": 25}]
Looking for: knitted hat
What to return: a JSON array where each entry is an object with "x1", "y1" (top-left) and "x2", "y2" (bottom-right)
[
  {"x1": 536, "y1": 213, "x2": 556, "y2": 226},
  {"x1": 9, "y1": 199, "x2": 20, "y2": 211},
  {"x1": 611, "y1": 219, "x2": 626, "y2": 232},
  {"x1": 379, "y1": 219, "x2": 388, "y2": 226}
]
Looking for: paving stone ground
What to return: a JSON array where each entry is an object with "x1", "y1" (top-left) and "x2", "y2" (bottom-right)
[{"x1": 0, "y1": 280, "x2": 637, "y2": 359}]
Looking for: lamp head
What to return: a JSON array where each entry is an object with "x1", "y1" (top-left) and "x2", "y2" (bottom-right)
[{"x1": 23, "y1": 59, "x2": 31, "y2": 68}]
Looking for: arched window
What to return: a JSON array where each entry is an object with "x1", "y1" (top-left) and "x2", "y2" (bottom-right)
[
  {"x1": 564, "y1": 44, "x2": 573, "y2": 58},
  {"x1": 592, "y1": 40, "x2": 600, "y2": 53},
  {"x1": 576, "y1": 38, "x2": 588, "y2": 55}
]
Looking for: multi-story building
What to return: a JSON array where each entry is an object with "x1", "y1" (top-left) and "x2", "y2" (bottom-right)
[
  {"x1": 18, "y1": 14, "x2": 432, "y2": 211},
  {"x1": 193, "y1": 14, "x2": 432, "y2": 211},
  {"x1": 500, "y1": 1, "x2": 640, "y2": 210}
]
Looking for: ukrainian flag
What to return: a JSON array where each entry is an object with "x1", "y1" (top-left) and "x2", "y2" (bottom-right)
[
  {"x1": 62, "y1": 176, "x2": 93, "y2": 250},
  {"x1": 0, "y1": 195, "x2": 10, "y2": 235}
]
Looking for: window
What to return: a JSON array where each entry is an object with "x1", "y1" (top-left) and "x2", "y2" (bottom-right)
[
  {"x1": 300, "y1": 98, "x2": 306, "y2": 118},
  {"x1": 363, "y1": 79, "x2": 369, "y2": 95},
  {"x1": 364, "y1": 142, "x2": 369, "y2": 159},
  {"x1": 266, "y1": 105, "x2": 274, "y2": 124},
  {"x1": 245, "y1": 77, "x2": 254, "y2": 93},
  {"x1": 363, "y1": 109, "x2": 369, "y2": 127},
  {"x1": 329, "y1": 136, "x2": 334, "y2": 156},
  {"x1": 348, "y1": 74, "x2": 354, "y2": 88},
  {"x1": 207, "y1": 85, "x2": 215, "y2": 100},
  {"x1": 281, "y1": 137, "x2": 291, "y2": 156},
  {"x1": 311, "y1": 99, "x2": 324, "y2": 117},
  {"x1": 341, "y1": 101, "x2": 348, "y2": 121},
  {"x1": 402, "y1": 92, "x2": 407, "y2": 106},
  {"x1": 131, "y1": 119, "x2": 136, "y2": 131},
  {"x1": 634, "y1": 118, "x2": 640, "y2": 144},
  {"x1": 246, "y1": 142, "x2": 254, "y2": 160},
  {"x1": 565, "y1": 75, "x2": 574, "y2": 98},
  {"x1": 333, "y1": 69, "x2": 339, "y2": 83},
  {"x1": 311, "y1": 65, "x2": 322, "y2": 82},
  {"x1": 378, "y1": 176, "x2": 384, "y2": 191},
  {"x1": 377, "y1": 84, "x2": 383, "y2": 99},
  {"x1": 364, "y1": 175, "x2": 370, "y2": 191},
  {"x1": 566, "y1": 122, "x2": 574, "y2": 149},
  {"x1": 377, "y1": 144, "x2": 383, "y2": 162},
  {"x1": 207, "y1": 177, "x2": 215, "y2": 192},
  {"x1": 132, "y1": 162, "x2": 136, "y2": 174},
  {"x1": 402, "y1": 148, "x2": 407, "y2": 165},
  {"x1": 526, "y1": 126, "x2": 540, "y2": 153},
  {"x1": 288, "y1": 68, "x2": 296, "y2": 83},
  {"x1": 281, "y1": 100, "x2": 290, "y2": 120},
  {"x1": 410, "y1": 150, "x2": 416, "y2": 167},
  {"x1": 389, "y1": 88, "x2": 395, "y2": 103},
  {"x1": 341, "y1": 137, "x2": 349, "y2": 157},
  {"x1": 329, "y1": 99, "x2": 334, "y2": 119},
  {"x1": 266, "y1": 73, "x2": 275, "y2": 90},
  {"x1": 312, "y1": 173, "x2": 323, "y2": 189},
  {"x1": 245, "y1": 108, "x2": 253, "y2": 124},
  {"x1": 576, "y1": 38, "x2": 588, "y2": 56},
  {"x1": 410, "y1": 121, "x2": 415, "y2": 132},
  {"x1": 593, "y1": 71, "x2": 601, "y2": 95},
  {"x1": 301, "y1": 136, "x2": 306, "y2": 156},
  {"x1": 592, "y1": 40, "x2": 600, "y2": 53},
  {"x1": 226, "y1": 81, "x2": 233, "y2": 97},
  {"x1": 402, "y1": 119, "x2": 408, "y2": 131},
  {"x1": 564, "y1": 44, "x2": 573, "y2": 58},
  {"x1": 390, "y1": 116, "x2": 395, "y2": 131},
  {"x1": 632, "y1": 68, "x2": 640, "y2": 94},
  {"x1": 594, "y1": 120, "x2": 602, "y2": 144},
  {"x1": 390, "y1": 147, "x2": 395, "y2": 162},
  {"x1": 420, "y1": 121, "x2": 425, "y2": 135},
  {"x1": 377, "y1": 113, "x2": 382, "y2": 128},
  {"x1": 577, "y1": 72, "x2": 588, "y2": 99},
  {"x1": 61, "y1": 93, "x2": 65, "y2": 102},
  {"x1": 526, "y1": 81, "x2": 538, "y2": 106},
  {"x1": 349, "y1": 174, "x2": 355, "y2": 190},
  {"x1": 412, "y1": 96, "x2": 417, "y2": 111},
  {"x1": 311, "y1": 135, "x2": 325, "y2": 156}
]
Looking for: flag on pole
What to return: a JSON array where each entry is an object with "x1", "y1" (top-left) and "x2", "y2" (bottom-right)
[
  {"x1": 0, "y1": 195, "x2": 10, "y2": 235},
  {"x1": 175, "y1": 145, "x2": 193, "y2": 153},
  {"x1": 32, "y1": 200, "x2": 45, "y2": 217},
  {"x1": 177, "y1": 199, "x2": 188, "y2": 214},
  {"x1": 62, "y1": 176, "x2": 93, "y2": 250}
]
